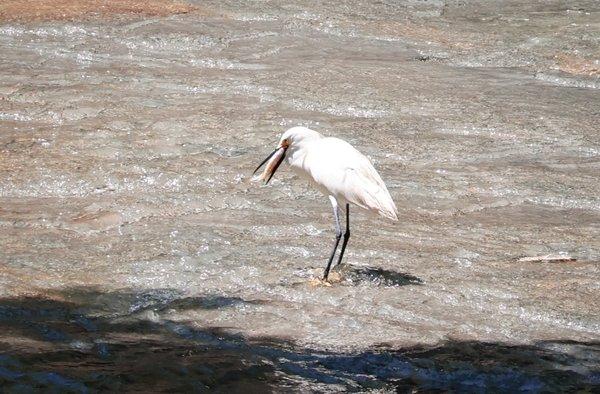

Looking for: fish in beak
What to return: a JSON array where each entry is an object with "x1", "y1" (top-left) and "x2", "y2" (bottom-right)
[{"x1": 253, "y1": 145, "x2": 287, "y2": 184}]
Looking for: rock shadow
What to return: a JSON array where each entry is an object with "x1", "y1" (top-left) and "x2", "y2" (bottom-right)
[{"x1": 0, "y1": 287, "x2": 598, "y2": 392}]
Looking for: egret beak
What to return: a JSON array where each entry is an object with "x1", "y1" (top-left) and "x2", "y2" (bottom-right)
[{"x1": 253, "y1": 146, "x2": 287, "y2": 184}]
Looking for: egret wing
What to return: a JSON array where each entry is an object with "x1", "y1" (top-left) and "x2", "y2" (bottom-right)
[
  {"x1": 342, "y1": 167, "x2": 398, "y2": 221},
  {"x1": 303, "y1": 138, "x2": 397, "y2": 220}
]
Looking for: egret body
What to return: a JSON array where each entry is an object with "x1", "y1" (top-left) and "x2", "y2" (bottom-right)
[{"x1": 254, "y1": 126, "x2": 397, "y2": 280}]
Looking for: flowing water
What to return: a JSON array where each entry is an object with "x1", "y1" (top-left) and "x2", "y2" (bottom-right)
[{"x1": 1, "y1": 0, "x2": 599, "y2": 391}]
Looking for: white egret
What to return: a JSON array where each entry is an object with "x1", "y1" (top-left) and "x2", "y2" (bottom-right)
[{"x1": 253, "y1": 126, "x2": 398, "y2": 280}]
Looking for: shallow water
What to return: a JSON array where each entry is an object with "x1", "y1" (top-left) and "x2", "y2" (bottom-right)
[{"x1": 1, "y1": 0, "x2": 599, "y2": 391}]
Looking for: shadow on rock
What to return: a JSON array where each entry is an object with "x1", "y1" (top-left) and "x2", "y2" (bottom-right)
[
  {"x1": 0, "y1": 288, "x2": 598, "y2": 392},
  {"x1": 336, "y1": 265, "x2": 424, "y2": 287}
]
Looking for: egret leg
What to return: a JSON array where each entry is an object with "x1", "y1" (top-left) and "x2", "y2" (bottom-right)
[
  {"x1": 323, "y1": 196, "x2": 342, "y2": 280},
  {"x1": 335, "y1": 203, "x2": 350, "y2": 268}
]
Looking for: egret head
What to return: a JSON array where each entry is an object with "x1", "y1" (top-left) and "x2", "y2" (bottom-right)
[
  {"x1": 253, "y1": 126, "x2": 321, "y2": 184},
  {"x1": 278, "y1": 126, "x2": 321, "y2": 149}
]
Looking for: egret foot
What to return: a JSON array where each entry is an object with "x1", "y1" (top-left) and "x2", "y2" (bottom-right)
[
  {"x1": 308, "y1": 278, "x2": 332, "y2": 287},
  {"x1": 326, "y1": 271, "x2": 343, "y2": 283}
]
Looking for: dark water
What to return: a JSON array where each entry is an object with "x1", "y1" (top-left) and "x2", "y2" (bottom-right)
[{"x1": 1, "y1": 0, "x2": 599, "y2": 391}]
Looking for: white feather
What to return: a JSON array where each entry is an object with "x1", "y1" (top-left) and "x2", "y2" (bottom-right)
[{"x1": 282, "y1": 127, "x2": 398, "y2": 221}]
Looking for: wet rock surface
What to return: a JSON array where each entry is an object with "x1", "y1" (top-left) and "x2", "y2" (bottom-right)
[{"x1": 1, "y1": 0, "x2": 599, "y2": 391}]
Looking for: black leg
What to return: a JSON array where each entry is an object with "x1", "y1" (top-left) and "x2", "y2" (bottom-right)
[
  {"x1": 323, "y1": 197, "x2": 342, "y2": 280},
  {"x1": 335, "y1": 204, "x2": 350, "y2": 267}
]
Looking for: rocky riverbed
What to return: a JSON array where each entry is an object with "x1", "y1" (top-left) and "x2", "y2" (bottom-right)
[{"x1": 1, "y1": 0, "x2": 599, "y2": 391}]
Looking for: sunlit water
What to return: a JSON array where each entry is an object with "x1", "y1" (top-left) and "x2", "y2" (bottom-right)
[{"x1": 1, "y1": 0, "x2": 599, "y2": 391}]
